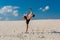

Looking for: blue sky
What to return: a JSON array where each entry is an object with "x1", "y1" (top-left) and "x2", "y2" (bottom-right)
[{"x1": 0, "y1": 0, "x2": 60, "y2": 20}]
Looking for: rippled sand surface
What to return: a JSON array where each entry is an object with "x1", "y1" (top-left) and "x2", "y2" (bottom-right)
[
  {"x1": 0, "y1": 20, "x2": 60, "y2": 40},
  {"x1": 0, "y1": 32, "x2": 60, "y2": 40}
]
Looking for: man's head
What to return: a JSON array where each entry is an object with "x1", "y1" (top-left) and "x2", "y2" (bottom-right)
[{"x1": 33, "y1": 14, "x2": 35, "y2": 17}]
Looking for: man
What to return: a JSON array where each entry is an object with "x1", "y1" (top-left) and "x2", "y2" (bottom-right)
[{"x1": 23, "y1": 8, "x2": 35, "y2": 33}]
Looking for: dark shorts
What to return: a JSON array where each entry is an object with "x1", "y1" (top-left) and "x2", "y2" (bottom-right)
[
  {"x1": 26, "y1": 19, "x2": 30, "y2": 24},
  {"x1": 24, "y1": 16, "x2": 30, "y2": 24}
]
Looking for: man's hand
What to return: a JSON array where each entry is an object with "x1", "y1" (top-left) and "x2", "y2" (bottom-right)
[{"x1": 22, "y1": 16, "x2": 25, "y2": 20}]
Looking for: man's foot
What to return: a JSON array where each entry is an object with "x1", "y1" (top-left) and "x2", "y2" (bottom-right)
[{"x1": 25, "y1": 32, "x2": 29, "y2": 34}]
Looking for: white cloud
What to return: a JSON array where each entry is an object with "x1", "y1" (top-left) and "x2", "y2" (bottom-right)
[
  {"x1": 0, "y1": 6, "x2": 19, "y2": 16},
  {"x1": 45, "y1": 6, "x2": 49, "y2": 10},
  {"x1": 40, "y1": 8, "x2": 43, "y2": 10},
  {"x1": 42, "y1": 9, "x2": 45, "y2": 12},
  {"x1": 13, "y1": 6, "x2": 19, "y2": 9},
  {"x1": 40, "y1": 5, "x2": 50, "y2": 12},
  {"x1": 0, "y1": 6, "x2": 19, "y2": 20},
  {"x1": 13, "y1": 10, "x2": 18, "y2": 16}
]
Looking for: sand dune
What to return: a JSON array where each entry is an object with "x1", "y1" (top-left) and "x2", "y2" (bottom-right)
[{"x1": 0, "y1": 20, "x2": 60, "y2": 40}]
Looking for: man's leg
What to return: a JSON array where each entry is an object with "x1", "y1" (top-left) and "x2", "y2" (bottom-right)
[
  {"x1": 26, "y1": 24, "x2": 28, "y2": 32},
  {"x1": 26, "y1": 19, "x2": 30, "y2": 33}
]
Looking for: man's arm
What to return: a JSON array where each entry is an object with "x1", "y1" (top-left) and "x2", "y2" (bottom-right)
[{"x1": 30, "y1": 8, "x2": 33, "y2": 14}]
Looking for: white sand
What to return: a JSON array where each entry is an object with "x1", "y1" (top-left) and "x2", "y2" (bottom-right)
[{"x1": 0, "y1": 20, "x2": 60, "y2": 40}]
